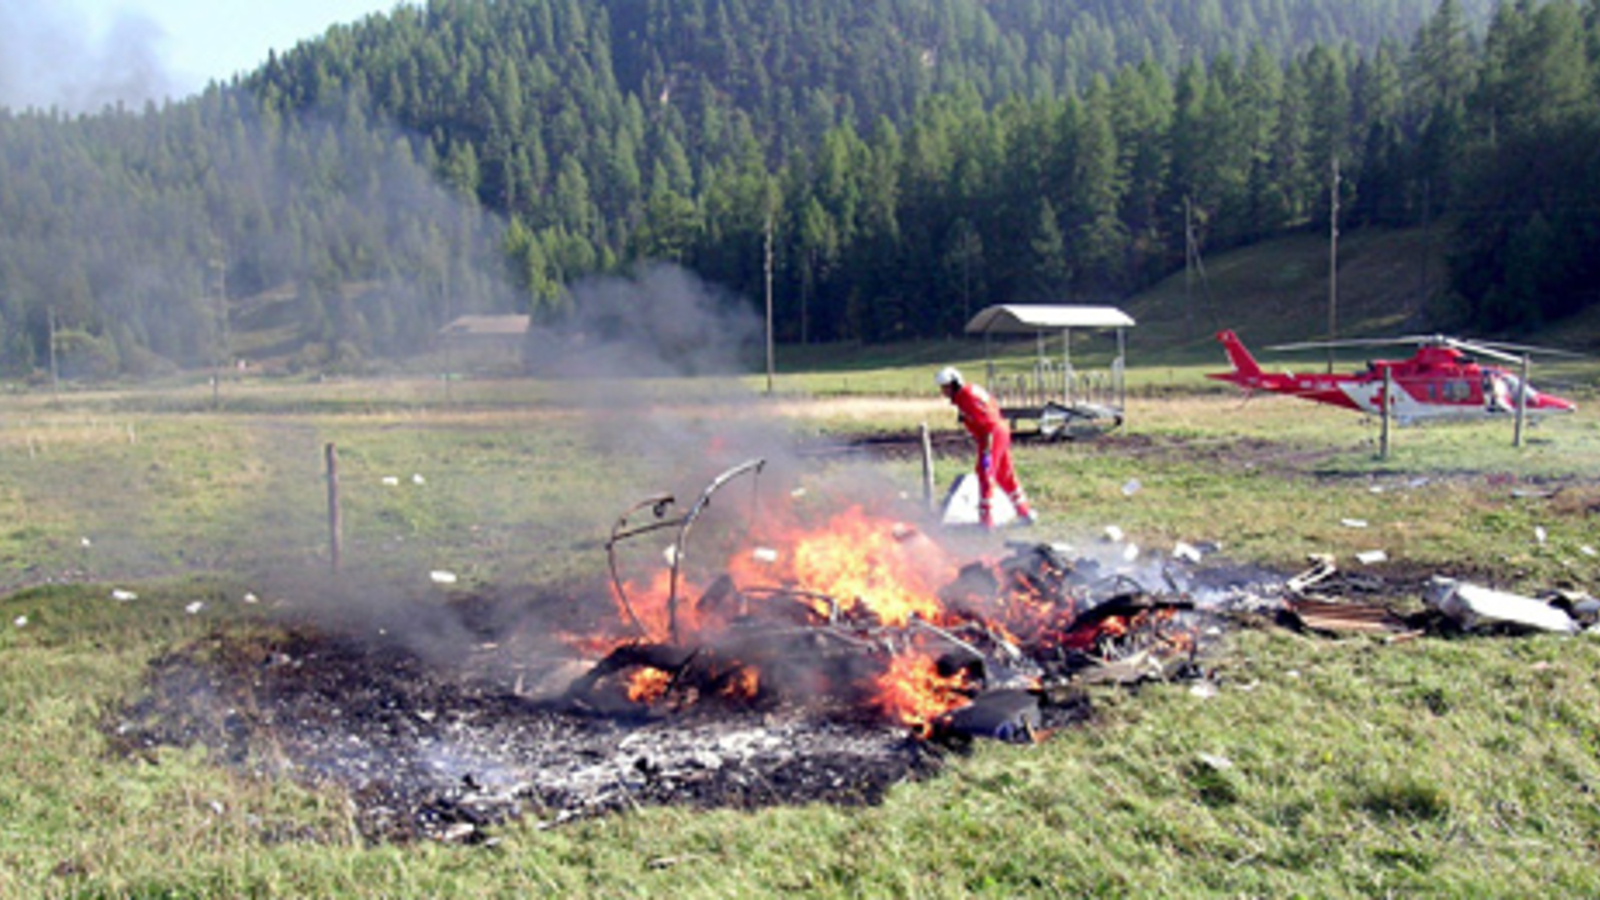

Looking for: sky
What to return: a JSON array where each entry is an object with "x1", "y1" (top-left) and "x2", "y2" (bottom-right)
[{"x1": 2, "y1": 0, "x2": 407, "y2": 113}]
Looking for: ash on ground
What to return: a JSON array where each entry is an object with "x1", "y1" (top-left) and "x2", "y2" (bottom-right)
[
  {"x1": 105, "y1": 626, "x2": 985, "y2": 844},
  {"x1": 104, "y1": 543, "x2": 1281, "y2": 844}
]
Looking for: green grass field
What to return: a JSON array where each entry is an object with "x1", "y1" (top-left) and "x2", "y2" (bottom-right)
[
  {"x1": 5, "y1": 226, "x2": 1600, "y2": 896},
  {"x1": 1, "y1": 363, "x2": 1599, "y2": 897}
]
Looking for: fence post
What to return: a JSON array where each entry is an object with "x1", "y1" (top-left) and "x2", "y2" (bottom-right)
[{"x1": 326, "y1": 442, "x2": 342, "y2": 573}]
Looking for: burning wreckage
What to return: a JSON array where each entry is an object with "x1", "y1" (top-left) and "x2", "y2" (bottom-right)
[
  {"x1": 578, "y1": 459, "x2": 1207, "y2": 740},
  {"x1": 111, "y1": 459, "x2": 1593, "y2": 844}
]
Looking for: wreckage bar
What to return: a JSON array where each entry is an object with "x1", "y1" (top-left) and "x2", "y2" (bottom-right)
[
  {"x1": 739, "y1": 585, "x2": 841, "y2": 623},
  {"x1": 606, "y1": 493, "x2": 678, "y2": 637},
  {"x1": 668, "y1": 459, "x2": 767, "y2": 645},
  {"x1": 906, "y1": 617, "x2": 990, "y2": 664}
]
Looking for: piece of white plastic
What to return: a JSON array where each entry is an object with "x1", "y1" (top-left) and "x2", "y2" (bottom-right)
[
  {"x1": 1424, "y1": 577, "x2": 1577, "y2": 634},
  {"x1": 939, "y1": 474, "x2": 1016, "y2": 526}
]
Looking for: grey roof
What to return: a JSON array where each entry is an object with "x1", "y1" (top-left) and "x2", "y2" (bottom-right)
[
  {"x1": 440, "y1": 314, "x2": 531, "y2": 336},
  {"x1": 964, "y1": 304, "x2": 1135, "y2": 334}
]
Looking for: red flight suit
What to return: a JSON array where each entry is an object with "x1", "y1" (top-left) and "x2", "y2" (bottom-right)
[{"x1": 949, "y1": 382, "x2": 1033, "y2": 528}]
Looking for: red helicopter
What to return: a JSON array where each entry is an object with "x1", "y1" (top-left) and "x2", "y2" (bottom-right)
[{"x1": 1209, "y1": 331, "x2": 1579, "y2": 422}]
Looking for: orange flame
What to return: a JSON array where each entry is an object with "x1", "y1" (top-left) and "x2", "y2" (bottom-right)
[
  {"x1": 720, "y1": 666, "x2": 761, "y2": 700},
  {"x1": 603, "y1": 507, "x2": 958, "y2": 655},
  {"x1": 729, "y1": 507, "x2": 955, "y2": 626},
  {"x1": 626, "y1": 667, "x2": 672, "y2": 704},
  {"x1": 873, "y1": 652, "x2": 973, "y2": 731}
]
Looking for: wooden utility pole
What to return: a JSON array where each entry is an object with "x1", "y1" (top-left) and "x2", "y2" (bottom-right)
[
  {"x1": 1184, "y1": 196, "x2": 1195, "y2": 340},
  {"x1": 210, "y1": 237, "x2": 227, "y2": 409},
  {"x1": 47, "y1": 306, "x2": 58, "y2": 396},
  {"x1": 442, "y1": 263, "x2": 453, "y2": 405},
  {"x1": 764, "y1": 212, "x2": 775, "y2": 395},
  {"x1": 1327, "y1": 156, "x2": 1340, "y2": 374}
]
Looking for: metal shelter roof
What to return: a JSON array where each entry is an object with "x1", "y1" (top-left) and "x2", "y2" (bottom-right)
[
  {"x1": 964, "y1": 304, "x2": 1135, "y2": 334},
  {"x1": 439, "y1": 314, "x2": 531, "y2": 336}
]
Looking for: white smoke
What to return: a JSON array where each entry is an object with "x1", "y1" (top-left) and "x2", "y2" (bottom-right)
[{"x1": 0, "y1": 0, "x2": 185, "y2": 114}]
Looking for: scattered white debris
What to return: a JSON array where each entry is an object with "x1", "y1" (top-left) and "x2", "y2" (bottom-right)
[
  {"x1": 382, "y1": 476, "x2": 401, "y2": 486},
  {"x1": 185, "y1": 602, "x2": 204, "y2": 615},
  {"x1": 429, "y1": 570, "x2": 458, "y2": 585},
  {"x1": 751, "y1": 547, "x2": 779, "y2": 564},
  {"x1": 1286, "y1": 670, "x2": 1301, "y2": 679},
  {"x1": 1582, "y1": 546, "x2": 1597, "y2": 558},
  {"x1": 1425, "y1": 577, "x2": 1577, "y2": 634},
  {"x1": 1173, "y1": 542, "x2": 1203, "y2": 564},
  {"x1": 1121, "y1": 543, "x2": 1140, "y2": 563},
  {"x1": 1408, "y1": 477, "x2": 1431, "y2": 489},
  {"x1": 791, "y1": 487, "x2": 807, "y2": 498},
  {"x1": 243, "y1": 592, "x2": 259, "y2": 604},
  {"x1": 208, "y1": 800, "x2": 225, "y2": 816},
  {"x1": 1355, "y1": 550, "x2": 1389, "y2": 565},
  {"x1": 1340, "y1": 518, "x2": 1369, "y2": 529},
  {"x1": 412, "y1": 473, "x2": 426, "y2": 485},
  {"x1": 663, "y1": 545, "x2": 678, "y2": 566},
  {"x1": 1121, "y1": 479, "x2": 1142, "y2": 497},
  {"x1": 1368, "y1": 485, "x2": 1386, "y2": 494},
  {"x1": 1104, "y1": 525, "x2": 1125, "y2": 543},
  {"x1": 1534, "y1": 526, "x2": 1548, "y2": 546},
  {"x1": 111, "y1": 589, "x2": 138, "y2": 602},
  {"x1": 1197, "y1": 752, "x2": 1233, "y2": 770},
  {"x1": 13, "y1": 615, "x2": 26, "y2": 628},
  {"x1": 80, "y1": 537, "x2": 92, "y2": 548},
  {"x1": 1189, "y1": 682, "x2": 1217, "y2": 700}
]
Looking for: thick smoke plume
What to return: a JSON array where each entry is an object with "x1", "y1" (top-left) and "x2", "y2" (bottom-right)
[
  {"x1": 0, "y1": 1, "x2": 182, "y2": 113},
  {"x1": 527, "y1": 263, "x2": 763, "y2": 381}
]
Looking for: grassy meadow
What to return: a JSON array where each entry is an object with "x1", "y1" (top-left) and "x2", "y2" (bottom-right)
[{"x1": 0, "y1": 351, "x2": 1598, "y2": 897}]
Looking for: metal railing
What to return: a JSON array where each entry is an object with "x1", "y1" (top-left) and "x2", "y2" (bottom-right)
[{"x1": 985, "y1": 357, "x2": 1125, "y2": 413}]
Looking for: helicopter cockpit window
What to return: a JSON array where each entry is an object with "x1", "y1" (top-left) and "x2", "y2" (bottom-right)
[
  {"x1": 1484, "y1": 373, "x2": 1514, "y2": 411},
  {"x1": 1443, "y1": 380, "x2": 1473, "y2": 402}
]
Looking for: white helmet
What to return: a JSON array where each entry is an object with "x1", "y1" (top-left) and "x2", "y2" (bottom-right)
[{"x1": 935, "y1": 366, "x2": 963, "y2": 388}]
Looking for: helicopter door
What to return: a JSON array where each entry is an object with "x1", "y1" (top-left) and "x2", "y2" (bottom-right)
[{"x1": 1485, "y1": 373, "x2": 1513, "y2": 413}]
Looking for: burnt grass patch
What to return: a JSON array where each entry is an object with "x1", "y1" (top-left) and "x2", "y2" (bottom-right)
[
  {"x1": 98, "y1": 549, "x2": 1477, "y2": 845},
  {"x1": 104, "y1": 618, "x2": 966, "y2": 844}
]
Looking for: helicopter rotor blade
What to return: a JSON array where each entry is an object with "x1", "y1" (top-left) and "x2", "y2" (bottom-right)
[
  {"x1": 1265, "y1": 337, "x2": 1424, "y2": 352},
  {"x1": 1265, "y1": 334, "x2": 1585, "y2": 363},
  {"x1": 1449, "y1": 338, "x2": 1586, "y2": 360},
  {"x1": 1437, "y1": 338, "x2": 1522, "y2": 364}
]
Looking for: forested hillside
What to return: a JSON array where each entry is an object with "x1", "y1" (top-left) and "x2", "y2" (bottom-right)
[{"x1": 7, "y1": 0, "x2": 1597, "y2": 379}]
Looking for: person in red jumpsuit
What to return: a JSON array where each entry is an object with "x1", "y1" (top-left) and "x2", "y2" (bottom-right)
[{"x1": 937, "y1": 366, "x2": 1036, "y2": 529}]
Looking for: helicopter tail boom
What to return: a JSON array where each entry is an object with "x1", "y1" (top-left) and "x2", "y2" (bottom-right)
[{"x1": 1209, "y1": 329, "x2": 1270, "y2": 389}]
